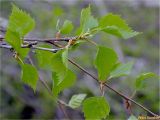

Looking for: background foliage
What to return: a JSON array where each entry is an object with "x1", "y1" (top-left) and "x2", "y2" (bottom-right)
[{"x1": 0, "y1": 0, "x2": 159, "y2": 119}]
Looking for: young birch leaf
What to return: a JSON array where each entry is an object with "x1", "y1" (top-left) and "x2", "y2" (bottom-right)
[
  {"x1": 8, "y1": 4, "x2": 35, "y2": 37},
  {"x1": 82, "y1": 96, "x2": 110, "y2": 119},
  {"x1": 36, "y1": 44, "x2": 55, "y2": 70},
  {"x1": 83, "y1": 16, "x2": 98, "y2": 33},
  {"x1": 80, "y1": 6, "x2": 90, "y2": 27},
  {"x1": 52, "y1": 69, "x2": 76, "y2": 97},
  {"x1": 99, "y1": 13, "x2": 139, "y2": 39},
  {"x1": 5, "y1": 30, "x2": 21, "y2": 51},
  {"x1": 21, "y1": 64, "x2": 38, "y2": 91},
  {"x1": 95, "y1": 46, "x2": 118, "y2": 81},
  {"x1": 5, "y1": 5, "x2": 35, "y2": 59},
  {"x1": 80, "y1": 6, "x2": 98, "y2": 33},
  {"x1": 5, "y1": 30, "x2": 29, "y2": 59},
  {"x1": 60, "y1": 20, "x2": 73, "y2": 34},
  {"x1": 50, "y1": 49, "x2": 69, "y2": 73},
  {"x1": 109, "y1": 61, "x2": 134, "y2": 79},
  {"x1": 135, "y1": 72, "x2": 158, "y2": 89},
  {"x1": 50, "y1": 48, "x2": 70, "y2": 93},
  {"x1": 68, "y1": 94, "x2": 87, "y2": 109},
  {"x1": 62, "y1": 48, "x2": 68, "y2": 68},
  {"x1": 128, "y1": 115, "x2": 138, "y2": 120},
  {"x1": 51, "y1": 50, "x2": 66, "y2": 73}
]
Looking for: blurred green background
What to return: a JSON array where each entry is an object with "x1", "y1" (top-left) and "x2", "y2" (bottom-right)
[{"x1": 0, "y1": 0, "x2": 159, "y2": 119}]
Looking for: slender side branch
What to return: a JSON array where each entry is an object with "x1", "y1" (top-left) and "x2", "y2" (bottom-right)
[
  {"x1": 103, "y1": 83, "x2": 157, "y2": 116},
  {"x1": 57, "y1": 100, "x2": 70, "y2": 119},
  {"x1": 0, "y1": 35, "x2": 158, "y2": 116},
  {"x1": 0, "y1": 44, "x2": 12, "y2": 49},
  {"x1": 0, "y1": 36, "x2": 77, "y2": 42},
  {"x1": 68, "y1": 59, "x2": 158, "y2": 117},
  {"x1": 29, "y1": 46, "x2": 63, "y2": 53},
  {"x1": 28, "y1": 55, "x2": 70, "y2": 119},
  {"x1": 0, "y1": 44, "x2": 63, "y2": 53}
]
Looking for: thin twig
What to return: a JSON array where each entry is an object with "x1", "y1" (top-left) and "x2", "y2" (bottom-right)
[
  {"x1": 67, "y1": 38, "x2": 159, "y2": 116},
  {"x1": 0, "y1": 44, "x2": 12, "y2": 49},
  {"x1": 0, "y1": 36, "x2": 158, "y2": 116},
  {"x1": 23, "y1": 37, "x2": 76, "y2": 42},
  {"x1": 0, "y1": 36, "x2": 77, "y2": 42},
  {"x1": 57, "y1": 100, "x2": 70, "y2": 119},
  {"x1": 103, "y1": 83, "x2": 157, "y2": 116},
  {"x1": 68, "y1": 59, "x2": 158, "y2": 116},
  {"x1": 30, "y1": 46, "x2": 63, "y2": 53},
  {"x1": 0, "y1": 44, "x2": 63, "y2": 53},
  {"x1": 28, "y1": 55, "x2": 70, "y2": 119},
  {"x1": 28, "y1": 55, "x2": 53, "y2": 96}
]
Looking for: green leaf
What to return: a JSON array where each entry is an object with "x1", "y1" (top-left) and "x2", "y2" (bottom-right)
[
  {"x1": 50, "y1": 49, "x2": 69, "y2": 74},
  {"x1": 5, "y1": 30, "x2": 21, "y2": 50},
  {"x1": 7, "y1": 4, "x2": 35, "y2": 37},
  {"x1": 5, "y1": 30, "x2": 29, "y2": 59},
  {"x1": 36, "y1": 44, "x2": 55, "y2": 70},
  {"x1": 68, "y1": 94, "x2": 87, "y2": 109},
  {"x1": 51, "y1": 49, "x2": 73, "y2": 97},
  {"x1": 52, "y1": 69, "x2": 76, "y2": 97},
  {"x1": 82, "y1": 96, "x2": 110, "y2": 119},
  {"x1": 135, "y1": 72, "x2": 158, "y2": 89},
  {"x1": 21, "y1": 64, "x2": 38, "y2": 91},
  {"x1": 5, "y1": 5, "x2": 35, "y2": 59},
  {"x1": 62, "y1": 48, "x2": 68, "y2": 68},
  {"x1": 99, "y1": 13, "x2": 139, "y2": 39},
  {"x1": 51, "y1": 50, "x2": 67, "y2": 73},
  {"x1": 51, "y1": 48, "x2": 68, "y2": 73},
  {"x1": 83, "y1": 16, "x2": 98, "y2": 33},
  {"x1": 128, "y1": 115, "x2": 138, "y2": 120},
  {"x1": 60, "y1": 20, "x2": 73, "y2": 34},
  {"x1": 109, "y1": 61, "x2": 134, "y2": 79},
  {"x1": 80, "y1": 6, "x2": 98, "y2": 33},
  {"x1": 94, "y1": 46, "x2": 118, "y2": 81}
]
